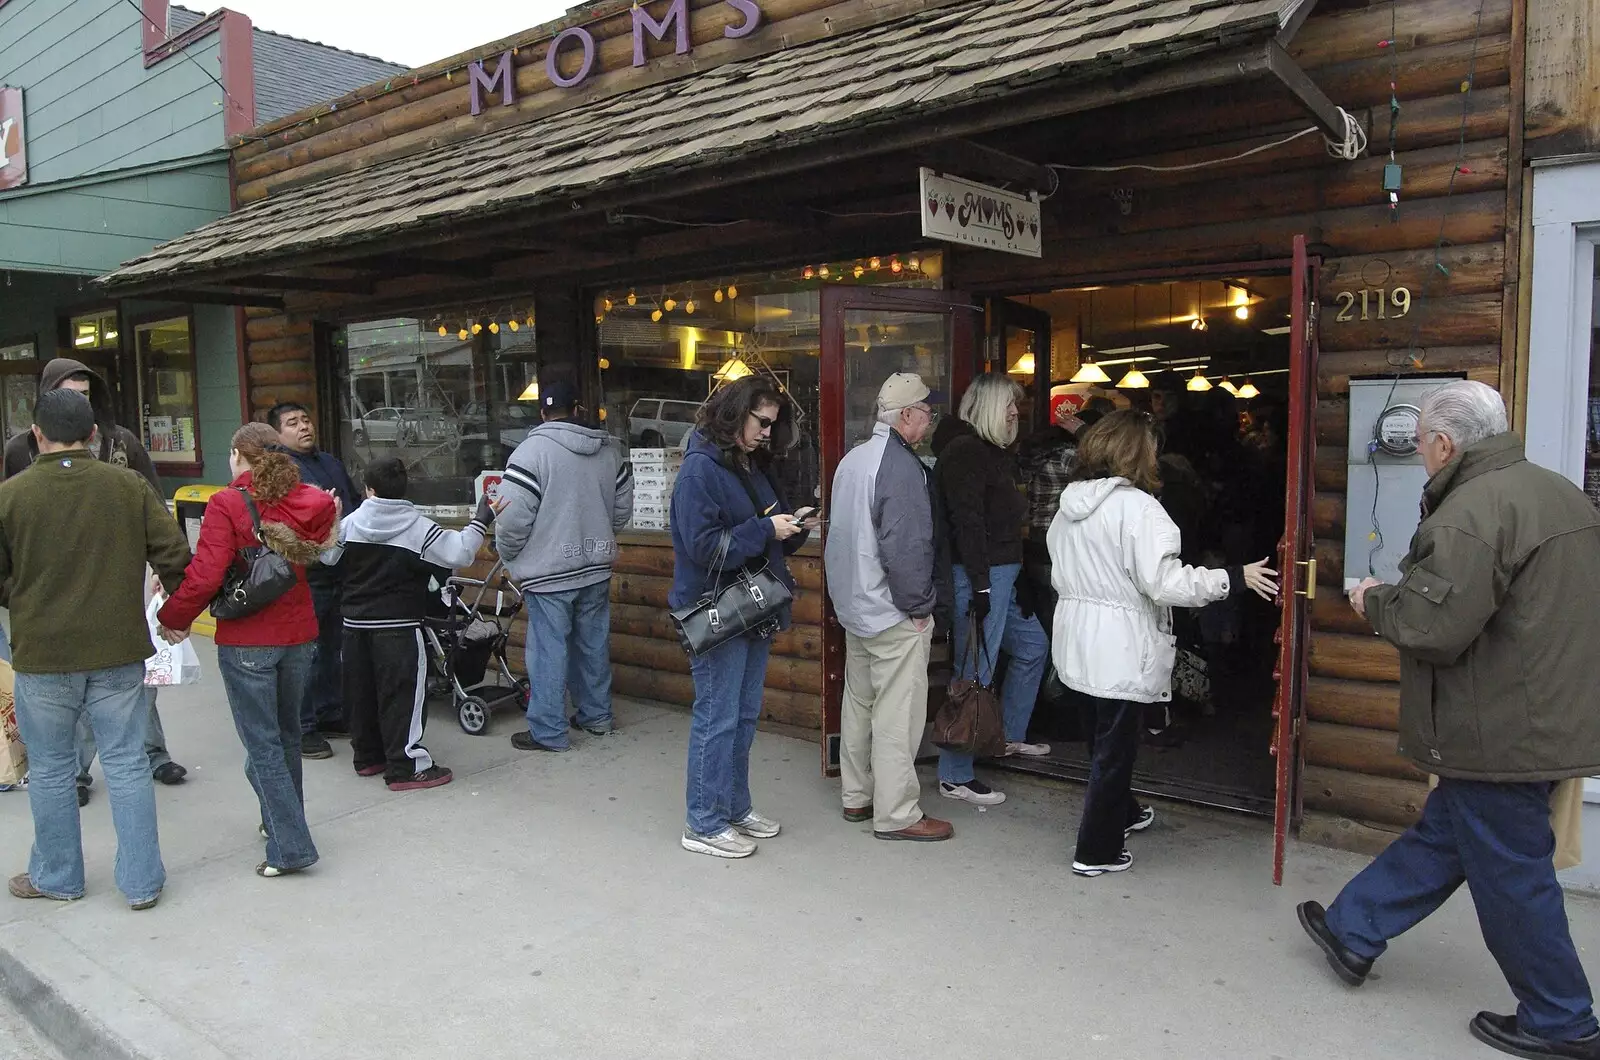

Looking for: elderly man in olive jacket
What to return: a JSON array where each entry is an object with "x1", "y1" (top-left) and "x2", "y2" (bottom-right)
[{"x1": 1296, "y1": 381, "x2": 1600, "y2": 1060}]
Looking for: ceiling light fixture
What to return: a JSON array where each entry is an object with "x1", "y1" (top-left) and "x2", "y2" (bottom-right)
[{"x1": 1187, "y1": 369, "x2": 1213, "y2": 392}]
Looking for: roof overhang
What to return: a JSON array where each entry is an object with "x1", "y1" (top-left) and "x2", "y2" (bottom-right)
[{"x1": 98, "y1": 0, "x2": 1339, "y2": 301}]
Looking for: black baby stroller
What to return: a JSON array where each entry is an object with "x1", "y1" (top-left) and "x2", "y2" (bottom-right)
[{"x1": 423, "y1": 558, "x2": 528, "y2": 735}]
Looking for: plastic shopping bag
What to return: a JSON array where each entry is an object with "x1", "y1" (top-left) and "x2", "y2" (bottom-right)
[
  {"x1": 144, "y1": 597, "x2": 202, "y2": 687},
  {"x1": 0, "y1": 658, "x2": 25, "y2": 788}
]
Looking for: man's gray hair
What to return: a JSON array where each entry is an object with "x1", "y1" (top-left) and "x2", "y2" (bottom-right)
[
  {"x1": 876, "y1": 408, "x2": 903, "y2": 427},
  {"x1": 1420, "y1": 380, "x2": 1508, "y2": 450}
]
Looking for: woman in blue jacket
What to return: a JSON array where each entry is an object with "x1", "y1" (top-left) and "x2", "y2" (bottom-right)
[{"x1": 669, "y1": 376, "x2": 814, "y2": 859}]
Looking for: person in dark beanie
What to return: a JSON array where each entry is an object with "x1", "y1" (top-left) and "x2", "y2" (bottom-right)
[
  {"x1": 0, "y1": 357, "x2": 185, "y2": 799},
  {"x1": 0, "y1": 388, "x2": 191, "y2": 909},
  {"x1": 321, "y1": 457, "x2": 494, "y2": 792},
  {"x1": 268, "y1": 402, "x2": 361, "y2": 760}
]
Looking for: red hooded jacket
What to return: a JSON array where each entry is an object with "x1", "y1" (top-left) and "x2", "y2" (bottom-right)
[{"x1": 159, "y1": 472, "x2": 338, "y2": 647}]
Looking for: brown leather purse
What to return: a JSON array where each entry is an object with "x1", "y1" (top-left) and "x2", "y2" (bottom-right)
[{"x1": 930, "y1": 618, "x2": 1007, "y2": 758}]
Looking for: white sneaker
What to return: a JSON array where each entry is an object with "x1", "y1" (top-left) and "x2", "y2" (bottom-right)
[
  {"x1": 940, "y1": 779, "x2": 1007, "y2": 806},
  {"x1": 1072, "y1": 851, "x2": 1134, "y2": 877},
  {"x1": 1125, "y1": 805, "x2": 1155, "y2": 836},
  {"x1": 1006, "y1": 741, "x2": 1051, "y2": 757},
  {"x1": 681, "y1": 827, "x2": 757, "y2": 859},
  {"x1": 731, "y1": 810, "x2": 781, "y2": 839}
]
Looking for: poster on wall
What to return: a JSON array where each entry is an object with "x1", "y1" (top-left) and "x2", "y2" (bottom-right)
[{"x1": 0, "y1": 87, "x2": 26, "y2": 191}]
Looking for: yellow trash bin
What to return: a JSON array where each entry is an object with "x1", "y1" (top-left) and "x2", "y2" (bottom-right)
[{"x1": 170, "y1": 485, "x2": 227, "y2": 638}]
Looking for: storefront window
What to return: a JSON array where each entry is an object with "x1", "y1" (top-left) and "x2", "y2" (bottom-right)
[
  {"x1": 332, "y1": 316, "x2": 541, "y2": 511},
  {"x1": 134, "y1": 315, "x2": 199, "y2": 465},
  {"x1": 0, "y1": 338, "x2": 36, "y2": 442},
  {"x1": 594, "y1": 252, "x2": 943, "y2": 525},
  {"x1": 69, "y1": 309, "x2": 119, "y2": 352}
]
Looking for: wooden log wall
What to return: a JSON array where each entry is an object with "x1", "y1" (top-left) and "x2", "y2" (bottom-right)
[
  {"x1": 952, "y1": 0, "x2": 1515, "y2": 836},
  {"x1": 241, "y1": 307, "x2": 317, "y2": 420},
  {"x1": 461, "y1": 535, "x2": 825, "y2": 731}
]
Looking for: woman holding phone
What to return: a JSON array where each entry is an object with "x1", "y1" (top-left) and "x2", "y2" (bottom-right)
[
  {"x1": 668, "y1": 376, "x2": 816, "y2": 859},
  {"x1": 1048, "y1": 410, "x2": 1277, "y2": 877}
]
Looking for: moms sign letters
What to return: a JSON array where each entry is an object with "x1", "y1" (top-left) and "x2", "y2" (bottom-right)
[{"x1": 470, "y1": 0, "x2": 762, "y2": 115}]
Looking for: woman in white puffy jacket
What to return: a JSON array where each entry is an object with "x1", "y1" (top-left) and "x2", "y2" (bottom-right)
[{"x1": 1047, "y1": 411, "x2": 1277, "y2": 877}]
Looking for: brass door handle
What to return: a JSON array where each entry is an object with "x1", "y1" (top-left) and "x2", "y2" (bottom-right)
[{"x1": 1294, "y1": 558, "x2": 1317, "y2": 599}]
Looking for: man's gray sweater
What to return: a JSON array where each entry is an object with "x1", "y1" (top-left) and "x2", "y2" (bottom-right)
[{"x1": 496, "y1": 420, "x2": 634, "y2": 595}]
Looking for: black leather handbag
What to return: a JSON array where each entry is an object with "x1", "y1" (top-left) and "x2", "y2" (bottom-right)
[
  {"x1": 209, "y1": 488, "x2": 299, "y2": 621},
  {"x1": 669, "y1": 529, "x2": 792, "y2": 658}
]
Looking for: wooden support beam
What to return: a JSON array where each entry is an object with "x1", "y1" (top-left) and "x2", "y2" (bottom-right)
[
  {"x1": 148, "y1": 288, "x2": 285, "y2": 309},
  {"x1": 230, "y1": 274, "x2": 375, "y2": 295},
  {"x1": 920, "y1": 138, "x2": 1052, "y2": 191},
  {"x1": 1263, "y1": 40, "x2": 1349, "y2": 140},
  {"x1": 347, "y1": 254, "x2": 500, "y2": 280}
]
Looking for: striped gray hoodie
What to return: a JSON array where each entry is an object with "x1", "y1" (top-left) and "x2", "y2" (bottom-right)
[{"x1": 495, "y1": 420, "x2": 634, "y2": 594}]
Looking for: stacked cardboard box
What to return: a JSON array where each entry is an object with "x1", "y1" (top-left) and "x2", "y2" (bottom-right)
[{"x1": 629, "y1": 447, "x2": 683, "y2": 530}]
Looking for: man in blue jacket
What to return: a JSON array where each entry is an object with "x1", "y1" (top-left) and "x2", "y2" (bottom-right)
[
  {"x1": 270, "y1": 402, "x2": 361, "y2": 759},
  {"x1": 825, "y1": 374, "x2": 952, "y2": 843}
]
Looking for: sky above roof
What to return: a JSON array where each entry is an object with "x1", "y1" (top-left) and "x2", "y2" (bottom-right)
[{"x1": 237, "y1": 0, "x2": 572, "y2": 67}]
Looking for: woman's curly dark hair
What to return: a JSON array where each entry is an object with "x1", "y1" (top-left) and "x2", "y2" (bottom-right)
[
  {"x1": 232, "y1": 421, "x2": 301, "y2": 505},
  {"x1": 695, "y1": 376, "x2": 796, "y2": 461}
]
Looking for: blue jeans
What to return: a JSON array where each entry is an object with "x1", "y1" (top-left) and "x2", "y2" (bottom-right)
[
  {"x1": 685, "y1": 634, "x2": 770, "y2": 836},
  {"x1": 302, "y1": 581, "x2": 345, "y2": 735},
  {"x1": 76, "y1": 688, "x2": 172, "y2": 782},
  {"x1": 217, "y1": 644, "x2": 319, "y2": 872},
  {"x1": 939, "y1": 563, "x2": 1049, "y2": 785},
  {"x1": 522, "y1": 581, "x2": 613, "y2": 749},
  {"x1": 14, "y1": 663, "x2": 164, "y2": 904},
  {"x1": 1326, "y1": 778, "x2": 1596, "y2": 1040}
]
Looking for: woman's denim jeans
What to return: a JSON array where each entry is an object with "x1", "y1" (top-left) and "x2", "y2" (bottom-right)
[
  {"x1": 939, "y1": 563, "x2": 1050, "y2": 785},
  {"x1": 685, "y1": 634, "x2": 771, "y2": 836},
  {"x1": 217, "y1": 643, "x2": 319, "y2": 871},
  {"x1": 14, "y1": 663, "x2": 164, "y2": 904}
]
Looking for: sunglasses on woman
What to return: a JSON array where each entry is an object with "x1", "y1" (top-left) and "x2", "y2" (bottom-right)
[{"x1": 749, "y1": 411, "x2": 777, "y2": 429}]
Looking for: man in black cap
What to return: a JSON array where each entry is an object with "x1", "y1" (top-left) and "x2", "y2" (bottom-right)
[{"x1": 495, "y1": 380, "x2": 634, "y2": 751}]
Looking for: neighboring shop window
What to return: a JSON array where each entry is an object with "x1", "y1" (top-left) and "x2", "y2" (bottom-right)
[
  {"x1": 0, "y1": 338, "x2": 36, "y2": 442},
  {"x1": 134, "y1": 315, "x2": 199, "y2": 466},
  {"x1": 593, "y1": 252, "x2": 943, "y2": 530},
  {"x1": 332, "y1": 316, "x2": 540, "y2": 511},
  {"x1": 68, "y1": 309, "x2": 118, "y2": 353}
]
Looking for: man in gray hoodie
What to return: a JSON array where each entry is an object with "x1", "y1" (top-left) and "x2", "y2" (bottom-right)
[{"x1": 497, "y1": 380, "x2": 634, "y2": 752}]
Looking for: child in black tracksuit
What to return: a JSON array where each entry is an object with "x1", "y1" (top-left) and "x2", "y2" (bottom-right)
[{"x1": 322, "y1": 458, "x2": 494, "y2": 791}]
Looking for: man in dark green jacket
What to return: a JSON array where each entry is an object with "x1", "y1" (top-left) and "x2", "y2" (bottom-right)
[
  {"x1": 0, "y1": 390, "x2": 192, "y2": 910},
  {"x1": 1296, "y1": 381, "x2": 1600, "y2": 1060}
]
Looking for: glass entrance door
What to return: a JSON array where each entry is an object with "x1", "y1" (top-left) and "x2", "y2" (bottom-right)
[{"x1": 817, "y1": 286, "x2": 977, "y2": 773}]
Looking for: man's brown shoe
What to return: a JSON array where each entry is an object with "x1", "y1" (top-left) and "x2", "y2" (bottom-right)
[
  {"x1": 8, "y1": 874, "x2": 75, "y2": 902},
  {"x1": 843, "y1": 804, "x2": 872, "y2": 823},
  {"x1": 874, "y1": 816, "x2": 954, "y2": 842}
]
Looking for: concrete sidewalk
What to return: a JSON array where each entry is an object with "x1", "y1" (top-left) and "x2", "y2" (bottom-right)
[{"x1": 2, "y1": 639, "x2": 1597, "y2": 1060}]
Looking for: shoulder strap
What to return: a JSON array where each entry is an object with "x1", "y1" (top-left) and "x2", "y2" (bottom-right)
[{"x1": 234, "y1": 487, "x2": 266, "y2": 544}]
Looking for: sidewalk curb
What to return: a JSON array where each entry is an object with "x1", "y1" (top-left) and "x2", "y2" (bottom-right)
[{"x1": 0, "y1": 919, "x2": 234, "y2": 1060}]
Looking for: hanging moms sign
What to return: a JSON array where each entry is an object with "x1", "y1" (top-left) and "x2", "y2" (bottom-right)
[
  {"x1": 919, "y1": 167, "x2": 1042, "y2": 259},
  {"x1": 470, "y1": 0, "x2": 762, "y2": 114}
]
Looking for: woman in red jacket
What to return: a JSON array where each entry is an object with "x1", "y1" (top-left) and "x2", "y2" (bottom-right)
[{"x1": 159, "y1": 423, "x2": 338, "y2": 877}]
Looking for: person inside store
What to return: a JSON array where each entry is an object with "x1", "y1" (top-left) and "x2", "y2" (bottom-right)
[
  {"x1": 269, "y1": 402, "x2": 362, "y2": 761},
  {"x1": 931, "y1": 373, "x2": 1051, "y2": 808},
  {"x1": 0, "y1": 358, "x2": 188, "y2": 800},
  {"x1": 157, "y1": 423, "x2": 339, "y2": 879},
  {"x1": 1298, "y1": 381, "x2": 1600, "y2": 1060},
  {"x1": 495, "y1": 380, "x2": 634, "y2": 751},
  {"x1": 1048, "y1": 410, "x2": 1276, "y2": 876},
  {"x1": 825, "y1": 372, "x2": 952, "y2": 843},
  {"x1": 668, "y1": 375, "x2": 816, "y2": 859}
]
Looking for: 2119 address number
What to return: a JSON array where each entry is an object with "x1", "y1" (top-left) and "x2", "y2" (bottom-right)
[{"x1": 1334, "y1": 286, "x2": 1411, "y2": 321}]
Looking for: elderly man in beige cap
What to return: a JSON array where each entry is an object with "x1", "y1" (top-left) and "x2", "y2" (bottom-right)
[{"x1": 824, "y1": 373, "x2": 952, "y2": 842}]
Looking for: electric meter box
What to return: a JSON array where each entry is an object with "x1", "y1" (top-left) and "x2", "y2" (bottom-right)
[{"x1": 1343, "y1": 375, "x2": 1466, "y2": 591}]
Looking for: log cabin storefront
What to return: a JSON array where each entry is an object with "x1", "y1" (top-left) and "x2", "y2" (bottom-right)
[{"x1": 97, "y1": 0, "x2": 1537, "y2": 879}]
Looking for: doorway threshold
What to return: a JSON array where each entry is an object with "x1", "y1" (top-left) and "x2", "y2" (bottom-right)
[{"x1": 989, "y1": 753, "x2": 1275, "y2": 817}]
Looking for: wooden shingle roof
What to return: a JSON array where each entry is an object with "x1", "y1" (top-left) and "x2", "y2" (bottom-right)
[{"x1": 100, "y1": 0, "x2": 1305, "y2": 290}]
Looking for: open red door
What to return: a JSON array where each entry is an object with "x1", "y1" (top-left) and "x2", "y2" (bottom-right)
[
  {"x1": 818, "y1": 285, "x2": 977, "y2": 775},
  {"x1": 1272, "y1": 234, "x2": 1319, "y2": 884}
]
